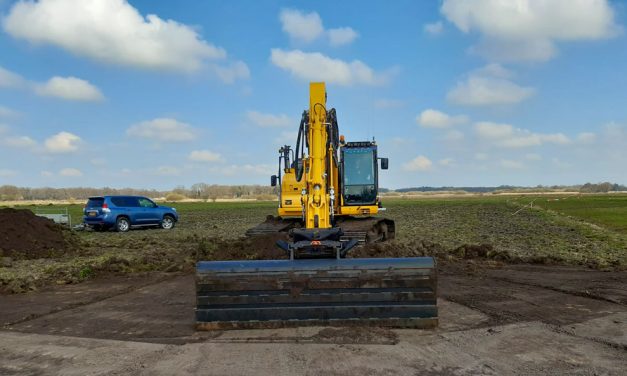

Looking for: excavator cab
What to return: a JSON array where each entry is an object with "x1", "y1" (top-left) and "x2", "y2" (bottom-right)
[{"x1": 341, "y1": 141, "x2": 386, "y2": 206}]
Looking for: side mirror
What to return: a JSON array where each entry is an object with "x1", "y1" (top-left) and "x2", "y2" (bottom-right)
[
  {"x1": 380, "y1": 158, "x2": 389, "y2": 170},
  {"x1": 270, "y1": 175, "x2": 278, "y2": 187}
]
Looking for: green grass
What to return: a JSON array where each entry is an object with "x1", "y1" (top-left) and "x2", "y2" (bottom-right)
[
  {"x1": 1, "y1": 195, "x2": 626, "y2": 293},
  {"x1": 512, "y1": 194, "x2": 627, "y2": 234}
]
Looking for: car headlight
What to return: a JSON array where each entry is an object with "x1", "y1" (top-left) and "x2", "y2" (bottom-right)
[{"x1": 172, "y1": 208, "x2": 177, "y2": 211}]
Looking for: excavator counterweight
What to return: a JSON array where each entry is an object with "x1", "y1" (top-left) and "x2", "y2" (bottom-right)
[{"x1": 196, "y1": 82, "x2": 438, "y2": 329}]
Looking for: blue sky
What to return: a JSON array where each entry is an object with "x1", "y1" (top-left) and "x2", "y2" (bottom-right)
[{"x1": 0, "y1": 0, "x2": 626, "y2": 190}]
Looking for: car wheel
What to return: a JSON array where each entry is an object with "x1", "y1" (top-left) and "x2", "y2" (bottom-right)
[
  {"x1": 116, "y1": 217, "x2": 130, "y2": 232},
  {"x1": 161, "y1": 215, "x2": 175, "y2": 230}
]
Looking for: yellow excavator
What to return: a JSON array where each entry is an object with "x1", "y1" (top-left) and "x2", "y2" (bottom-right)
[{"x1": 196, "y1": 82, "x2": 437, "y2": 329}]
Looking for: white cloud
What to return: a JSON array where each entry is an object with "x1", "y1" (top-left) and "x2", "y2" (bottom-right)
[
  {"x1": 246, "y1": 110, "x2": 293, "y2": 128},
  {"x1": 270, "y1": 49, "x2": 388, "y2": 86},
  {"x1": 439, "y1": 158, "x2": 455, "y2": 167},
  {"x1": 475, "y1": 152, "x2": 488, "y2": 160},
  {"x1": 441, "y1": 0, "x2": 621, "y2": 62},
  {"x1": 0, "y1": 66, "x2": 25, "y2": 88},
  {"x1": 3, "y1": 0, "x2": 228, "y2": 72},
  {"x1": 44, "y1": 131, "x2": 82, "y2": 153},
  {"x1": 35, "y1": 76, "x2": 104, "y2": 101},
  {"x1": 40, "y1": 170, "x2": 53, "y2": 177},
  {"x1": 424, "y1": 21, "x2": 444, "y2": 35},
  {"x1": 373, "y1": 99, "x2": 405, "y2": 109},
  {"x1": 474, "y1": 121, "x2": 571, "y2": 148},
  {"x1": 275, "y1": 131, "x2": 298, "y2": 145},
  {"x1": 447, "y1": 64, "x2": 534, "y2": 106},
  {"x1": 211, "y1": 61, "x2": 250, "y2": 84},
  {"x1": 59, "y1": 167, "x2": 82, "y2": 177},
  {"x1": 525, "y1": 153, "x2": 542, "y2": 161},
  {"x1": 0, "y1": 169, "x2": 16, "y2": 177},
  {"x1": 442, "y1": 130, "x2": 464, "y2": 141},
  {"x1": 90, "y1": 158, "x2": 107, "y2": 166},
  {"x1": 403, "y1": 155, "x2": 433, "y2": 172},
  {"x1": 127, "y1": 118, "x2": 195, "y2": 142},
  {"x1": 577, "y1": 132, "x2": 596, "y2": 143},
  {"x1": 475, "y1": 122, "x2": 515, "y2": 139},
  {"x1": 500, "y1": 159, "x2": 524, "y2": 169},
  {"x1": 328, "y1": 27, "x2": 359, "y2": 46},
  {"x1": 279, "y1": 9, "x2": 358, "y2": 46},
  {"x1": 417, "y1": 109, "x2": 467, "y2": 128},
  {"x1": 189, "y1": 150, "x2": 223, "y2": 163},
  {"x1": 280, "y1": 9, "x2": 324, "y2": 43},
  {"x1": 154, "y1": 166, "x2": 180, "y2": 176},
  {"x1": 0, "y1": 105, "x2": 18, "y2": 118},
  {"x1": 4, "y1": 135, "x2": 36, "y2": 148}
]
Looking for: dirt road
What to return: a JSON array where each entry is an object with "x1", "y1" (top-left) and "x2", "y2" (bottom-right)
[{"x1": 1, "y1": 263, "x2": 625, "y2": 375}]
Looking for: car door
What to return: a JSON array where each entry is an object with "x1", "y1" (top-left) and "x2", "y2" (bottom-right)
[
  {"x1": 138, "y1": 197, "x2": 160, "y2": 224},
  {"x1": 123, "y1": 197, "x2": 143, "y2": 225}
]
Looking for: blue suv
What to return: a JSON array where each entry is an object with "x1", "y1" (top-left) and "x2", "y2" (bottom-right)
[{"x1": 83, "y1": 196, "x2": 178, "y2": 232}]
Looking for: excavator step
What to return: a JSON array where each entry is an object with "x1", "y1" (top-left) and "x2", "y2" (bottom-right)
[{"x1": 196, "y1": 257, "x2": 437, "y2": 330}]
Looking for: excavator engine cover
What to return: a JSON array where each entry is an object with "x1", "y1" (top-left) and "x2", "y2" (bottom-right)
[{"x1": 196, "y1": 257, "x2": 437, "y2": 330}]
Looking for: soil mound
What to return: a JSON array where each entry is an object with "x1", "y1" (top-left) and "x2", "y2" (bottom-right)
[
  {"x1": 194, "y1": 233, "x2": 289, "y2": 261},
  {"x1": 0, "y1": 208, "x2": 74, "y2": 259}
]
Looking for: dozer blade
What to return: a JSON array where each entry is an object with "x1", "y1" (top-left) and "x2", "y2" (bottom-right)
[{"x1": 196, "y1": 257, "x2": 437, "y2": 330}]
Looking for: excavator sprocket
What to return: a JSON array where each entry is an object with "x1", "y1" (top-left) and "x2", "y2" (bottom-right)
[{"x1": 196, "y1": 257, "x2": 437, "y2": 330}]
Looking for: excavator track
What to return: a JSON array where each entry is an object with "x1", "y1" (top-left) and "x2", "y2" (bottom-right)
[
  {"x1": 196, "y1": 257, "x2": 437, "y2": 330},
  {"x1": 245, "y1": 216, "x2": 395, "y2": 246}
]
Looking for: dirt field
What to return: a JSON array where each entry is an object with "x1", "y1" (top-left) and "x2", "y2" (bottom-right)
[
  {"x1": 0, "y1": 197, "x2": 626, "y2": 374},
  {"x1": 0, "y1": 261, "x2": 625, "y2": 375}
]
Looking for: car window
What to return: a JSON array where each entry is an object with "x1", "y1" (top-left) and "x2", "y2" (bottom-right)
[
  {"x1": 125, "y1": 197, "x2": 140, "y2": 207},
  {"x1": 111, "y1": 197, "x2": 126, "y2": 206},
  {"x1": 86, "y1": 198, "x2": 104, "y2": 207},
  {"x1": 138, "y1": 198, "x2": 156, "y2": 208}
]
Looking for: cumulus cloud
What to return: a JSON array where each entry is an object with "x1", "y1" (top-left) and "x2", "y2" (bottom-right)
[
  {"x1": 417, "y1": 109, "x2": 467, "y2": 128},
  {"x1": 577, "y1": 132, "x2": 596, "y2": 143},
  {"x1": 246, "y1": 110, "x2": 293, "y2": 128},
  {"x1": 44, "y1": 131, "x2": 82, "y2": 153},
  {"x1": 3, "y1": 0, "x2": 229, "y2": 72},
  {"x1": 127, "y1": 118, "x2": 195, "y2": 142},
  {"x1": 154, "y1": 166, "x2": 180, "y2": 176},
  {"x1": 4, "y1": 135, "x2": 36, "y2": 148},
  {"x1": 403, "y1": 155, "x2": 433, "y2": 172},
  {"x1": 210, "y1": 61, "x2": 250, "y2": 84},
  {"x1": 188, "y1": 150, "x2": 223, "y2": 163},
  {"x1": 279, "y1": 9, "x2": 358, "y2": 46},
  {"x1": 0, "y1": 105, "x2": 18, "y2": 118},
  {"x1": 424, "y1": 21, "x2": 444, "y2": 35},
  {"x1": 474, "y1": 121, "x2": 570, "y2": 148},
  {"x1": 35, "y1": 76, "x2": 104, "y2": 101},
  {"x1": 270, "y1": 49, "x2": 388, "y2": 86},
  {"x1": 328, "y1": 27, "x2": 359, "y2": 46},
  {"x1": 441, "y1": 0, "x2": 621, "y2": 62},
  {"x1": 447, "y1": 64, "x2": 534, "y2": 106},
  {"x1": 1, "y1": 65, "x2": 105, "y2": 102},
  {"x1": 59, "y1": 167, "x2": 82, "y2": 177},
  {"x1": 442, "y1": 130, "x2": 464, "y2": 141},
  {"x1": 0, "y1": 66, "x2": 25, "y2": 88},
  {"x1": 439, "y1": 158, "x2": 455, "y2": 167}
]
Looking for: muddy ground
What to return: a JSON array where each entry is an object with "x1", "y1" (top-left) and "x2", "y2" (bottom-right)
[{"x1": 0, "y1": 261, "x2": 625, "y2": 375}]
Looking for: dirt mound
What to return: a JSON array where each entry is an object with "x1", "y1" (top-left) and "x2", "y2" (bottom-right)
[
  {"x1": 194, "y1": 233, "x2": 290, "y2": 261},
  {"x1": 350, "y1": 240, "x2": 447, "y2": 259},
  {"x1": 0, "y1": 208, "x2": 75, "y2": 259}
]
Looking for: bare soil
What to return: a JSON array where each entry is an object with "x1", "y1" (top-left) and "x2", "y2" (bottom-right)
[
  {"x1": 0, "y1": 208, "x2": 78, "y2": 259},
  {"x1": 0, "y1": 261, "x2": 625, "y2": 375}
]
